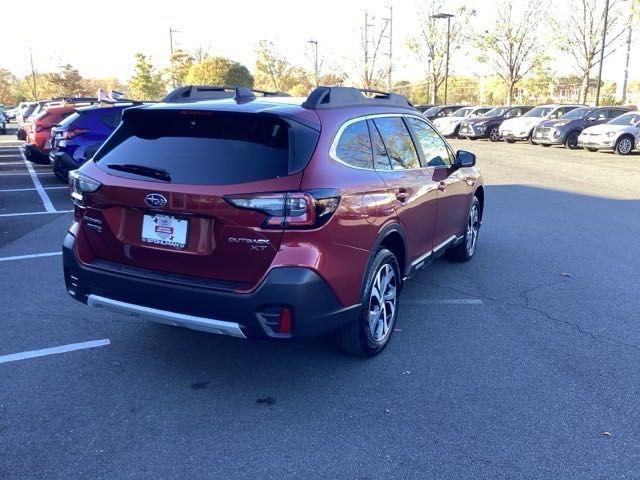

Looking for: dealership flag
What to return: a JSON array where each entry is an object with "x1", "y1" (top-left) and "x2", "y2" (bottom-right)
[{"x1": 110, "y1": 90, "x2": 124, "y2": 101}]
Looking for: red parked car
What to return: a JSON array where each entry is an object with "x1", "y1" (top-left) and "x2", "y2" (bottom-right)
[
  {"x1": 22, "y1": 105, "x2": 77, "y2": 163},
  {"x1": 63, "y1": 86, "x2": 484, "y2": 356}
]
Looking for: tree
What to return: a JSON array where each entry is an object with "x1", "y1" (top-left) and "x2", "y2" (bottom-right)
[
  {"x1": 552, "y1": 0, "x2": 625, "y2": 104},
  {"x1": 358, "y1": 10, "x2": 389, "y2": 90},
  {"x1": 0, "y1": 69, "x2": 17, "y2": 105},
  {"x1": 254, "y1": 40, "x2": 291, "y2": 91},
  {"x1": 185, "y1": 57, "x2": 253, "y2": 87},
  {"x1": 47, "y1": 64, "x2": 84, "y2": 97},
  {"x1": 166, "y1": 50, "x2": 194, "y2": 88},
  {"x1": 408, "y1": 1, "x2": 475, "y2": 104},
  {"x1": 127, "y1": 53, "x2": 165, "y2": 100},
  {"x1": 477, "y1": 0, "x2": 548, "y2": 104}
]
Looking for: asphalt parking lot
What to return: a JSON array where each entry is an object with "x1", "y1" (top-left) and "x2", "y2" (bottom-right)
[{"x1": 1, "y1": 122, "x2": 640, "y2": 479}]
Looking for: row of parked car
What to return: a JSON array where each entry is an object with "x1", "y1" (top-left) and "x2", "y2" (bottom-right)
[{"x1": 418, "y1": 104, "x2": 640, "y2": 155}]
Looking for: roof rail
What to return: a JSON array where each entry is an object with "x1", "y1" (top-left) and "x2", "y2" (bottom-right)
[
  {"x1": 302, "y1": 86, "x2": 414, "y2": 110},
  {"x1": 162, "y1": 85, "x2": 291, "y2": 103}
]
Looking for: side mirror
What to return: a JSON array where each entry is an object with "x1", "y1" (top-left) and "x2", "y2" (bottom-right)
[{"x1": 455, "y1": 150, "x2": 476, "y2": 168}]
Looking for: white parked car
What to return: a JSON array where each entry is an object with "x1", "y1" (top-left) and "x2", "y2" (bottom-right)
[
  {"x1": 577, "y1": 111, "x2": 640, "y2": 155},
  {"x1": 432, "y1": 105, "x2": 493, "y2": 138},
  {"x1": 499, "y1": 104, "x2": 583, "y2": 143}
]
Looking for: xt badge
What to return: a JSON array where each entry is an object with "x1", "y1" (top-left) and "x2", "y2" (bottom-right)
[{"x1": 227, "y1": 237, "x2": 270, "y2": 251}]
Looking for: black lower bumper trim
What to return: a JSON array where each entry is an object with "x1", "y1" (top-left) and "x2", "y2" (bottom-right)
[{"x1": 63, "y1": 233, "x2": 360, "y2": 339}]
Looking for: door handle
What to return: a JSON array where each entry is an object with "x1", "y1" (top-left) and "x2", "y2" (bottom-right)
[
  {"x1": 395, "y1": 188, "x2": 410, "y2": 202},
  {"x1": 437, "y1": 182, "x2": 446, "y2": 192}
]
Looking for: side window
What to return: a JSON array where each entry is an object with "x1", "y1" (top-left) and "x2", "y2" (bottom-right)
[
  {"x1": 609, "y1": 109, "x2": 625, "y2": 119},
  {"x1": 506, "y1": 109, "x2": 518, "y2": 118},
  {"x1": 595, "y1": 109, "x2": 608, "y2": 120},
  {"x1": 549, "y1": 109, "x2": 562, "y2": 119},
  {"x1": 373, "y1": 117, "x2": 421, "y2": 170},
  {"x1": 368, "y1": 120, "x2": 392, "y2": 170},
  {"x1": 335, "y1": 120, "x2": 373, "y2": 169},
  {"x1": 405, "y1": 116, "x2": 452, "y2": 168}
]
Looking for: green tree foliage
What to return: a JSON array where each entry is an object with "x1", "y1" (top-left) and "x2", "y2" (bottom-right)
[
  {"x1": 47, "y1": 64, "x2": 84, "y2": 97},
  {"x1": 166, "y1": 50, "x2": 194, "y2": 88},
  {"x1": 128, "y1": 53, "x2": 165, "y2": 100},
  {"x1": 254, "y1": 40, "x2": 291, "y2": 91},
  {"x1": 477, "y1": 0, "x2": 547, "y2": 104},
  {"x1": 185, "y1": 57, "x2": 253, "y2": 87},
  {"x1": 0, "y1": 69, "x2": 17, "y2": 105}
]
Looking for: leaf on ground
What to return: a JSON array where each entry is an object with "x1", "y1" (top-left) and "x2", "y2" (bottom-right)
[
  {"x1": 602, "y1": 431, "x2": 612, "y2": 437},
  {"x1": 256, "y1": 396, "x2": 276, "y2": 405},
  {"x1": 560, "y1": 272, "x2": 572, "y2": 278}
]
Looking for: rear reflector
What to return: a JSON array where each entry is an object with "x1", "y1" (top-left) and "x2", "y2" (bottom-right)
[{"x1": 278, "y1": 307, "x2": 293, "y2": 334}]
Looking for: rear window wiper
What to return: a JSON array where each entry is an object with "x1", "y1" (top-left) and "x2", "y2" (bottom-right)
[{"x1": 106, "y1": 163, "x2": 171, "y2": 182}]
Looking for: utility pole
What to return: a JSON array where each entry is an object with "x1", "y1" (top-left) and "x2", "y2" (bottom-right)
[
  {"x1": 169, "y1": 27, "x2": 181, "y2": 88},
  {"x1": 595, "y1": 0, "x2": 610, "y2": 106},
  {"x1": 307, "y1": 40, "x2": 319, "y2": 87},
  {"x1": 621, "y1": 14, "x2": 633, "y2": 104},
  {"x1": 431, "y1": 12, "x2": 454, "y2": 104},
  {"x1": 29, "y1": 47, "x2": 38, "y2": 101},
  {"x1": 382, "y1": 6, "x2": 393, "y2": 91}
]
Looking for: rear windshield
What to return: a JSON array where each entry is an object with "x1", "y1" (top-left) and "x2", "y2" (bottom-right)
[
  {"x1": 422, "y1": 107, "x2": 441, "y2": 116},
  {"x1": 94, "y1": 109, "x2": 318, "y2": 185},
  {"x1": 58, "y1": 112, "x2": 81, "y2": 127}
]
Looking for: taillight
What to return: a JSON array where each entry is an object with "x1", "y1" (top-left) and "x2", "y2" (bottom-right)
[
  {"x1": 69, "y1": 170, "x2": 102, "y2": 207},
  {"x1": 62, "y1": 128, "x2": 89, "y2": 140},
  {"x1": 225, "y1": 191, "x2": 340, "y2": 229}
]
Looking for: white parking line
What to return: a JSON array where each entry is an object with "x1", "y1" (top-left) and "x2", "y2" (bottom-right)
[
  {"x1": 0, "y1": 252, "x2": 62, "y2": 262},
  {"x1": 0, "y1": 210, "x2": 73, "y2": 218},
  {"x1": 404, "y1": 299, "x2": 483, "y2": 305},
  {"x1": 0, "y1": 339, "x2": 111, "y2": 365},
  {"x1": 19, "y1": 149, "x2": 56, "y2": 213},
  {"x1": 0, "y1": 186, "x2": 67, "y2": 192},
  {"x1": 0, "y1": 172, "x2": 55, "y2": 176}
]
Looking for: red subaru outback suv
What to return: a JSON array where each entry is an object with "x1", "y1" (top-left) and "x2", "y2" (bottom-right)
[{"x1": 63, "y1": 86, "x2": 484, "y2": 356}]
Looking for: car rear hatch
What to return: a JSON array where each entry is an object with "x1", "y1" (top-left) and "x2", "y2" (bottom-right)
[{"x1": 75, "y1": 106, "x2": 319, "y2": 289}]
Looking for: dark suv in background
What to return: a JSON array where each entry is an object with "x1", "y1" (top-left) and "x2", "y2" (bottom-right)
[
  {"x1": 533, "y1": 106, "x2": 633, "y2": 149},
  {"x1": 458, "y1": 105, "x2": 532, "y2": 142},
  {"x1": 63, "y1": 86, "x2": 484, "y2": 357}
]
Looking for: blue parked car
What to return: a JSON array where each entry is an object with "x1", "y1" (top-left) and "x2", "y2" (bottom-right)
[{"x1": 49, "y1": 103, "x2": 135, "y2": 180}]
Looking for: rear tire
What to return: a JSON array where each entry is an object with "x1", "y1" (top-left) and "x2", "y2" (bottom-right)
[
  {"x1": 615, "y1": 135, "x2": 634, "y2": 155},
  {"x1": 336, "y1": 248, "x2": 400, "y2": 357},
  {"x1": 447, "y1": 196, "x2": 481, "y2": 262}
]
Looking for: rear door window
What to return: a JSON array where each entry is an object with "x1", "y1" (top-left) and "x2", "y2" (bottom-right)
[
  {"x1": 335, "y1": 120, "x2": 373, "y2": 169},
  {"x1": 95, "y1": 109, "x2": 318, "y2": 185},
  {"x1": 405, "y1": 116, "x2": 453, "y2": 167},
  {"x1": 372, "y1": 117, "x2": 421, "y2": 170},
  {"x1": 368, "y1": 120, "x2": 393, "y2": 170}
]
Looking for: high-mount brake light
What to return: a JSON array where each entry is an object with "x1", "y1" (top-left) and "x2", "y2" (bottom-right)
[{"x1": 225, "y1": 192, "x2": 340, "y2": 229}]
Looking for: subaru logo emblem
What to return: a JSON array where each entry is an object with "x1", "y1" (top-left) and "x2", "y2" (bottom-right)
[{"x1": 145, "y1": 193, "x2": 167, "y2": 208}]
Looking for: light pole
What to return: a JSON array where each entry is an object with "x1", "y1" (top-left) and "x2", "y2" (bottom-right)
[
  {"x1": 431, "y1": 12, "x2": 454, "y2": 105},
  {"x1": 307, "y1": 40, "x2": 319, "y2": 87},
  {"x1": 595, "y1": 0, "x2": 610, "y2": 106}
]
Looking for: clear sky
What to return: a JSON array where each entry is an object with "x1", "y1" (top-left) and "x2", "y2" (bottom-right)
[{"x1": 2, "y1": 0, "x2": 637, "y2": 85}]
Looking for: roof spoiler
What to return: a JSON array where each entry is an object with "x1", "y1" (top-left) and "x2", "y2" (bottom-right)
[
  {"x1": 162, "y1": 85, "x2": 291, "y2": 103},
  {"x1": 302, "y1": 86, "x2": 414, "y2": 110}
]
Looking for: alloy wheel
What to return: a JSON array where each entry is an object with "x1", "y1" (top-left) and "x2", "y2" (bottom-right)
[
  {"x1": 618, "y1": 138, "x2": 633, "y2": 155},
  {"x1": 489, "y1": 127, "x2": 500, "y2": 142},
  {"x1": 367, "y1": 264, "x2": 397, "y2": 343},
  {"x1": 466, "y1": 204, "x2": 480, "y2": 256}
]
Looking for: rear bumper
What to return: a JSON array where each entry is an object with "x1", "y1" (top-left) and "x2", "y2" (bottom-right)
[
  {"x1": 20, "y1": 143, "x2": 50, "y2": 164},
  {"x1": 49, "y1": 150, "x2": 78, "y2": 179},
  {"x1": 63, "y1": 232, "x2": 360, "y2": 340}
]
